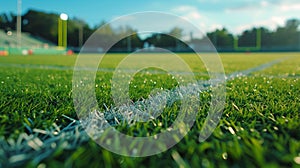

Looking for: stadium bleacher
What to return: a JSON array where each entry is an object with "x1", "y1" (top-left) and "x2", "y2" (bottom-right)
[{"x1": 0, "y1": 30, "x2": 67, "y2": 55}]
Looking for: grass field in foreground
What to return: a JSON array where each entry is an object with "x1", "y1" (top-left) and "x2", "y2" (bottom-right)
[{"x1": 0, "y1": 52, "x2": 299, "y2": 167}]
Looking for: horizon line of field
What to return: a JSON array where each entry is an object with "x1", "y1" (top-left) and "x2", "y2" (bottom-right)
[{"x1": 0, "y1": 56, "x2": 298, "y2": 79}]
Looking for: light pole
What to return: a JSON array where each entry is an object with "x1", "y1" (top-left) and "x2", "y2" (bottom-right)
[
  {"x1": 17, "y1": 0, "x2": 22, "y2": 48},
  {"x1": 74, "y1": 19, "x2": 85, "y2": 48},
  {"x1": 78, "y1": 25, "x2": 83, "y2": 47},
  {"x1": 127, "y1": 35, "x2": 131, "y2": 52},
  {"x1": 58, "y1": 13, "x2": 68, "y2": 48}
]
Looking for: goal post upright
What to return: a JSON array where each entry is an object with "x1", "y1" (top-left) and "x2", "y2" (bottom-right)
[
  {"x1": 234, "y1": 28, "x2": 261, "y2": 51},
  {"x1": 256, "y1": 28, "x2": 261, "y2": 50}
]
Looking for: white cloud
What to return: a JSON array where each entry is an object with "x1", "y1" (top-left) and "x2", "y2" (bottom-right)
[
  {"x1": 279, "y1": 3, "x2": 300, "y2": 11},
  {"x1": 185, "y1": 11, "x2": 202, "y2": 20},
  {"x1": 173, "y1": 6, "x2": 197, "y2": 13},
  {"x1": 171, "y1": 6, "x2": 208, "y2": 37},
  {"x1": 173, "y1": 6, "x2": 203, "y2": 21},
  {"x1": 225, "y1": 0, "x2": 300, "y2": 13},
  {"x1": 172, "y1": 6, "x2": 204, "y2": 19},
  {"x1": 221, "y1": 0, "x2": 299, "y2": 34},
  {"x1": 170, "y1": 1, "x2": 299, "y2": 36},
  {"x1": 209, "y1": 24, "x2": 223, "y2": 31},
  {"x1": 260, "y1": 0, "x2": 270, "y2": 7},
  {"x1": 224, "y1": 2, "x2": 261, "y2": 13},
  {"x1": 234, "y1": 16, "x2": 287, "y2": 34}
]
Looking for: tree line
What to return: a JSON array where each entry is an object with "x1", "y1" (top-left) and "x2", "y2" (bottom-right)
[
  {"x1": 1, "y1": 9, "x2": 299, "y2": 51},
  {"x1": 205, "y1": 19, "x2": 300, "y2": 51}
]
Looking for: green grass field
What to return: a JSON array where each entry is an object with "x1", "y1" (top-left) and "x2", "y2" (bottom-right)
[{"x1": 0, "y1": 52, "x2": 299, "y2": 167}]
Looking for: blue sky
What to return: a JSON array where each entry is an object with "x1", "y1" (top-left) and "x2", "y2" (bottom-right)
[{"x1": 1, "y1": 0, "x2": 300, "y2": 36}]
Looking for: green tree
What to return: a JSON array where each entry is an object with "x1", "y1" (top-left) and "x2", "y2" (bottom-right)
[
  {"x1": 0, "y1": 12, "x2": 16, "y2": 31},
  {"x1": 169, "y1": 27, "x2": 183, "y2": 39},
  {"x1": 113, "y1": 26, "x2": 143, "y2": 51},
  {"x1": 66, "y1": 18, "x2": 92, "y2": 47},
  {"x1": 207, "y1": 28, "x2": 234, "y2": 50},
  {"x1": 22, "y1": 9, "x2": 94, "y2": 47},
  {"x1": 238, "y1": 28, "x2": 259, "y2": 47},
  {"x1": 144, "y1": 27, "x2": 188, "y2": 50},
  {"x1": 22, "y1": 10, "x2": 59, "y2": 43},
  {"x1": 273, "y1": 19, "x2": 300, "y2": 47}
]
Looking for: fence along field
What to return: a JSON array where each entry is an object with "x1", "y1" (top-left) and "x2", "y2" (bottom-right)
[{"x1": 0, "y1": 52, "x2": 299, "y2": 167}]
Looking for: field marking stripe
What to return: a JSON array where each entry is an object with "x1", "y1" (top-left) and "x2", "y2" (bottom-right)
[
  {"x1": 226, "y1": 59, "x2": 285, "y2": 80},
  {"x1": 0, "y1": 63, "x2": 208, "y2": 76},
  {"x1": 82, "y1": 57, "x2": 287, "y2": 138},
  {"x1": 80, "y1": 56, "x2": 288, "y2": 128}
]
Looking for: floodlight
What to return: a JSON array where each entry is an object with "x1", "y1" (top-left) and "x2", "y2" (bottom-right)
[{"x1": 60, "y1": 13, "x2": 68, "y2": 21}]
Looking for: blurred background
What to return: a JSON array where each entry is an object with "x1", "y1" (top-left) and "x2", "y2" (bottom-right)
[{"x1": 0, "y1": 0, "x2": 299, "y2": 54}]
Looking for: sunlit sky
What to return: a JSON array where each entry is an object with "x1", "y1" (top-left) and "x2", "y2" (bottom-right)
[{"x1": 2, "y1": 0, "x2": 300, "y2": 36}]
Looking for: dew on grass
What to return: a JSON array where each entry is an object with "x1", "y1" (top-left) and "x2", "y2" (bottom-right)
[
  {"x1": 106, "y1": 139, "x2": 111, "y2": 145},
  {"x1": 167, "y1": 128, "x2": 173, "y2": 131},
  {"x1": 37, "y1": 163, "x2": 46, "y2": 168},
  {"x1": 9, "y1": 154, "x2": 27, "y2": 164},
  {"x1": 201, "y1": 158, "x2": 210, "y2": 167},
  {"x1": 132, "y1": 148, "x2": 138, "y2": 155},
  {"x1": 294, "y1": 156, "x2": 300, "y2": 164},
  {"x1": 222, "y1": 152, "x2": 228, "y2": 160},
  {"x1": 228, "y1": 127, "x2": 235, "y2": 135}
]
